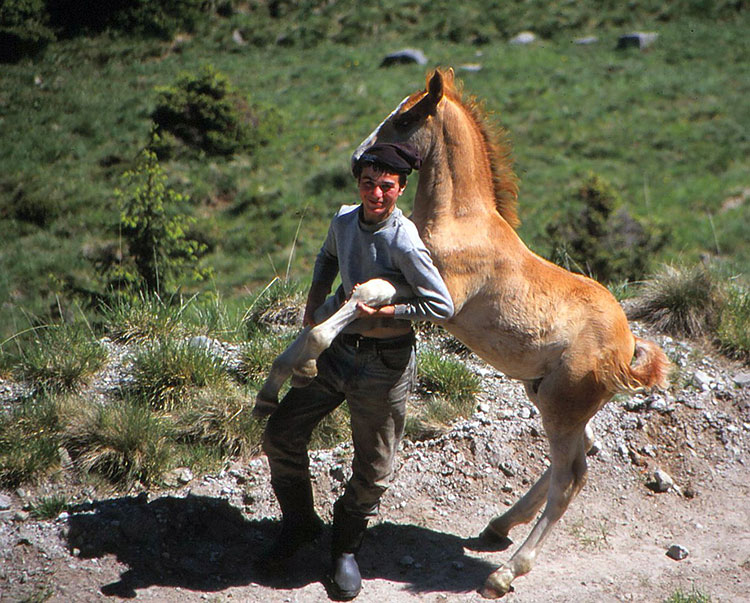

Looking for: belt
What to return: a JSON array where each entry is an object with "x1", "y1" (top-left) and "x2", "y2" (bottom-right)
[{"x1": 339, "y1": 331, "x2": 415, "y2": 350}]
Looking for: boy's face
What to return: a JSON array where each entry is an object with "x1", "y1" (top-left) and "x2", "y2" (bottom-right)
[{"x1": 358, "y1": 165, "x2": 406, "y2": 224}]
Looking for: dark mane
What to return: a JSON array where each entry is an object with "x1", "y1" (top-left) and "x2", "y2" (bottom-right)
[{"x1": 443, "y1": 75, "x2": 520, "y2": 229}]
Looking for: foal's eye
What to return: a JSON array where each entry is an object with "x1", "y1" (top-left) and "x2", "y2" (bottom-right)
[{"x1": 394, "y1": 112, "x2": 418, "y2": 130}]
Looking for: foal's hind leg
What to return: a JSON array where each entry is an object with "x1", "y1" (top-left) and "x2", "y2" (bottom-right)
[
  {"x1": 480, "y1": 424, "x2": 592, "y2": 598},
  {"x1": 482, "y1": 421, "x2": 596, "y2": 543}
]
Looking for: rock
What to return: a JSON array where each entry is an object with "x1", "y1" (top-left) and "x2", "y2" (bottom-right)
[
  {"x1": 458, "y1": 64, "x2": 482, "y2": 72},
  {"x1": 666, "y1": 544, "x2": 689, "y2": 560},
  {"x1": 649, "y1": 469, "x2": 674, "y2": 493},
  {"x1": 399, "y1": 555, "x2": 415, "y2": 567},
  {"x1": 510, "y1": 31, "x2": 536, "y2": 45},
  {"x1": 733, "y1": 371, "x2": 750, "y2": 387},
  {"x1": 616, "y1": 32, "x2": 658, "y2": 50},
  {"x1": 0, "y1": 494, "x2": 11, "y2": 510},
  {"x1": 574, "y1": 36, "x2": 599, "y2": 45},
  {"x1": 232, "y1": 29, "x2": 246, "y2": 45},
  {"x1": 693, "y1": 370, "x2": 713, "y2": 391},
  {"x1": 380, "y1": 49, "x2": 428, "y2": 67}
]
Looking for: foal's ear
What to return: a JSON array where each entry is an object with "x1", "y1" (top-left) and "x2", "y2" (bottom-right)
[{"x1": 425, "y1": 68, "x2": 450, "y2": 114}]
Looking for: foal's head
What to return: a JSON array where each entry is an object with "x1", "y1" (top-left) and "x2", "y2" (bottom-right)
[{"x1": 353, "y1": 68, "x2": 519, "y2": 228}]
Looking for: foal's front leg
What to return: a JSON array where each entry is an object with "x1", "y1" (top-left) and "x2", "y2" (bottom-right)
[{"x1": 252, "y1": 279, "x2": 399, "y2": 417}]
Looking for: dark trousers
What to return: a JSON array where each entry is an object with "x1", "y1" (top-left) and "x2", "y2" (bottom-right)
[{"x1": 262, "y1": 332, "x2": 416, "y2": 519}]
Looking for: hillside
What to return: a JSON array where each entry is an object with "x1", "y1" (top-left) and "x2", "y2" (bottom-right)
[{"x1": 1, "y1": 2, "x2": 749, "y2": 342}]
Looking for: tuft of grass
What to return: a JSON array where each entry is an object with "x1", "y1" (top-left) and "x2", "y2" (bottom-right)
[
  {"x1": 627, "y1": 264, "x2": 724, "y2": 338},
  {"x1": 309, "y1": 406, "x2": 352, "y2": 451},
  {"x1": 0, "y1": 396, "x2": 62, "y2": 488},
  {"x1": 100, "y1": 292, "x2": 187, "y2": 342},
  {"x1": 64, "y1": 396, "x2": 174, "y2": 488},
  {"x1": 406, "y1": 347, "x2": 481, "y2": 440},
  {"x1": 29, "y1": 495, "x2": 69, "y2": 520},
  {"x1": 242, "y1": 278, "x2": 305, "y2": 334},
  {"x1": 13, "y1": 324, "x2": 107, "y2": 394},
  {"x1": 130, "y1": 338, "x2": 228, "y2": 410},
  {"x1": 716, "y1": 282, "x2": 750, "y2": 361},
  {"x1": 664, "y1": 586, "x2": 712, "y2": 603},
  {"x1": 173, "y1": 382, "x2": 263, "y2": 458}
]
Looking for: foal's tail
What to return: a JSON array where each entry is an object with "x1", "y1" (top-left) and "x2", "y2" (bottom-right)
[{"x1": 604, "y1": 336, "x2": 670, "y2": 394}]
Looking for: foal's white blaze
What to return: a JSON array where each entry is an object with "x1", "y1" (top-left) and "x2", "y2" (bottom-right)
[{"x1": 351, "y1": 95, "x2": 411, "y2": 168}]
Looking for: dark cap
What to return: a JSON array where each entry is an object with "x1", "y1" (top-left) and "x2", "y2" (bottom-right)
[{"x1": 354, "y1": 142, "x2": 422, "y2": 177}]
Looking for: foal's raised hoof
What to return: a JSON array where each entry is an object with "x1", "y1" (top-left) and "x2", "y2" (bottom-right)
[
  {"x1": 252, "y1": 394, "x2": 279, "y2": 418},
  {"x1": 479, "y1": 524, "x2": 512, "y2": 549}
]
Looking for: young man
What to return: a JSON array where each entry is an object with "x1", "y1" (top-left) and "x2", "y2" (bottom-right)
[{"x1": 260, "y1": 142, "x2": 454, "y2": 599}]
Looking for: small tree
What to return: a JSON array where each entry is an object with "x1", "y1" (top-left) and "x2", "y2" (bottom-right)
[{"x1": 110, "y1": 132, "x2": 209, "y2": 295}]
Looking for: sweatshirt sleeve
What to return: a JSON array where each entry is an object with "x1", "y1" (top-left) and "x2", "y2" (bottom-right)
[{"x1": 392, "y1": 248, "x2": 454, "y2": 322}]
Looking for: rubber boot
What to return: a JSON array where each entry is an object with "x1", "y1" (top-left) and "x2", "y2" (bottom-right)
[
  {"x1": 328, "y1": 499, "x2": 369, "y2": 600},
  {"x1": 256, "y1": 480, "x2": 323, "y2": 569}
]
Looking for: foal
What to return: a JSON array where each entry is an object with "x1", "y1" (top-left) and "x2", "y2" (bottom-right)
[{"x1": 351, "y1": 68, "x2": 669, "y2": 597}]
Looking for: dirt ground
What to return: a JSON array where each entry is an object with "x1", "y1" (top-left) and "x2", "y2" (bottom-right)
[{"x1": 1, "y1": 332, "x2": 749, "y2": 603}]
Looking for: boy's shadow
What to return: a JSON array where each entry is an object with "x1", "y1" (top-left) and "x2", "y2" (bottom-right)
[{"x1": 66, "y1": 494, "x2": 506, "y2": 598}]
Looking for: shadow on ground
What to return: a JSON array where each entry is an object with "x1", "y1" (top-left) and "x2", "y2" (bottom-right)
[{"x1": 65, "y1": 494, "x2": 503, "y2": 599}]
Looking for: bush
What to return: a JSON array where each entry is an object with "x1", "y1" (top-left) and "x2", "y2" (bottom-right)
[
  {"x1": 152, "y1": 65, "x2": 281, "y2": 157},
  {"x1": 0, "y1": 0, "x2": 56, "y2": 63},
  {"x1": 46, "y1": 0, "x2": 208, "y2": 39},
  {"x1": 546, "y1": 173, "x2": 669, "y2": 284}
]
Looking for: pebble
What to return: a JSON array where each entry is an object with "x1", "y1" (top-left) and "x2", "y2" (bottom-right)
[
  {"x1": 666, "y1": 544, "x2": 689, "y2": 561},
  {"x1": 0, "y1": 494, "x2": 11, "y2": 511},
  {"x1": 652, "y1": 469, "x2": 674, "y2": 493}
]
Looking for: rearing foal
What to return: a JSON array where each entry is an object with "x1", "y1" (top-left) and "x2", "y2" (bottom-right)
[{"x1": 353, "y1": 68, "x2": 668, "y2": 598}]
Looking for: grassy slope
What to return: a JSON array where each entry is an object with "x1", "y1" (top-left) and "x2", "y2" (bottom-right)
[{"x1": 1, "y1": 6, "x2": 749, "y2": 341}]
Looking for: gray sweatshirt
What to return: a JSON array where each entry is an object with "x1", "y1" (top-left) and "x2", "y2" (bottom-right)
[{"x1": 312, "y1": 204, "x2": 454, "y2": 330}]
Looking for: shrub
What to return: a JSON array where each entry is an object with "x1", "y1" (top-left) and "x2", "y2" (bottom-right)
[
  {"x1": 628, "y1": 264, "x2": 725, "y2": 338},
  {"x1": 238, "y1": 329, "x2": 296, "y2": 384},
  {"x1": 46, "y1": 0, "x2": 208, "y2": 39},
  {"x1": 14, "y1": 324, "x2": 107, "y2": 394},
  {"x1": 546, "y1": 173, "x2": 669, "y2": 284},
  {"x1": 111, "y1": 134, "x2": 210, "y2": 295},
  {"x1": 152, "y1": 65, "x2": 280, "y2": 157},
  {"x1": 0, "y1": 0, "x2": 56, "y2": 63},
  {"x1": 130, "y1": 338, "x2": 228, "y2": 410}
]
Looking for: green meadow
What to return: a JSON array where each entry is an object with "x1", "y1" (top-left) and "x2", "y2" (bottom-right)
[{"x1": 1, "y1": 2, "x2": 749, "y2": 342}]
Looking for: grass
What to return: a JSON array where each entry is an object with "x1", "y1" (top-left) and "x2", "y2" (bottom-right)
[
  {"x1": 11, "y1": 323, "x2": 107, "y2": 394},
  {"x1": 129, "y1": 338, "x2": 229, "y2": 410},
  {"x1": 28, "y1": 495, "x2": 69, "y2": 520},
  {"x1": 1, "y1": 7, "x2": 749, "y2": 343},
  {"x1": 406, "y1": 346, "x2": 481, "y2": 439},
  {"x1": 627, "y1": 264, "x2": 724, "y2": 338},
  {"x1": 0, "y1": 395, "x2": 62, "y2": 488},
  {"x1": 664, "y1": 587, "x2": 712, "y2": 603},
  {"x1": 64, "y1": 395, "x2": 174, "y2": 487}
]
